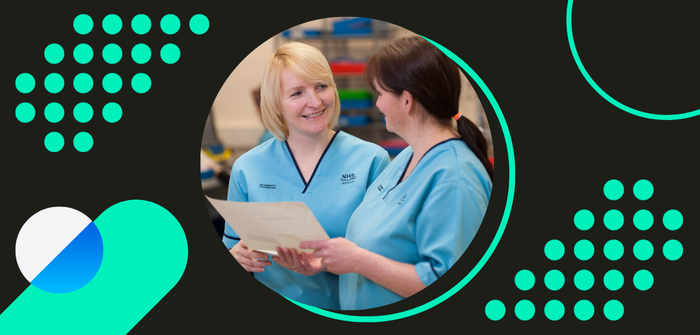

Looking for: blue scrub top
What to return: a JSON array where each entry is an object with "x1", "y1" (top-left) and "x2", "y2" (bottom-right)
[
  {"x1": 340, "y1": 138, "x2": 492, "y2": 310},
  {"x1": 223, "y1": 131, "x2": 390, "y2": 310}
]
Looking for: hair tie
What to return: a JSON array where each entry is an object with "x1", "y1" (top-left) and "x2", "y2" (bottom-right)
[{"x1": 452, "y1": 112, "x2": 462, "y2": 121}]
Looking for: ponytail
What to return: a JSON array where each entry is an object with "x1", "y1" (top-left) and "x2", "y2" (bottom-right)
[{"x1": 456, "y1": 116, "x2": 493, "y2": 181}]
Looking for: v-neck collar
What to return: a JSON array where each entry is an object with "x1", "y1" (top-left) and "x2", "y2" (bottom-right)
[
  {"x1": 285, "y1": 131, "x2": 340, "y2": 194},
  {"x1": 382, "y1": 137, "x2": 460, "y2": 199}
]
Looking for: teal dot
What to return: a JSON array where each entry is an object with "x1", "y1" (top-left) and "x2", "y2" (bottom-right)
[
  {"x1": 574, "y1": 270, "x2": 595, "y2": 291},
  {"x1": 16, "y1": 73, "x2": 35, "y2": 93},
  {"x1": 74, "y1": 43, "x2": 94, "y2": 64},
  {"x1": 514, "y1": 300, "x2": 535, "y2": 321},
  {"x1": 663, "y1": 240, "x2": 683, "y2": 261},
  {"x1": 73, "y1": 132, "x2": 94, "y2": 152},
  {"x1": 544, "y1": 270, "x2": 565, "y2": 291},
  {"x1": 16, "y1": 103, "x2": 36, "y2": 123},
  {"x1": 574, "y1": 300, "x2": 594, "y2": 321},
  {"x1": 102, "y1": 73, "x2": 122, "y2": 94},
  {"x1": 102, "y1": 43, "x2": 123, "y2": 64},
  {"x1": 73, "y1": 14, "x2": 93, "y2": 35},
  {"x1": 44, "y1": 43, "x2": 64, "y2": 64},
  {"x1": 603, "y1": 300, "x2": 624, "y2": 321},
  {"x1": 131, "y1": 73, "x2": 151, "y2": 93},
  {"x1": 633, "y1": 179, "x2": 654, "y2": 200},
  {"x1": 160, "y1": 14, "x2": 180, "y2": 34},
  {"x1": 44, "y1": 132, "x2": 64, "y2": 152},
  {"x1": 485, "y1": 300, "x2": 506, "y2": 321},
  {"x1": 633, "y1": 210, "x2": 654, "y2": 231},
  {"x1": 633, "y1": 270, "x2": 654, "y2": 291},
  {"x1": 73, "y1": 103, "x2": 93, "y2": 123},
  {"x1": 603, "y1": 239, "x2": 624, "y2": 261},
  {"x1": 604, "y1": 210, "x2": 624, "y2": 231},
  {"x1": 574, "y1": 209, "x2": 594, "y2": 231},
  {"x1": 102, "y1": 102, "x2": 123, "y2": 123},
  {"x1": 160, "y1": 43, "x2": 180, "y2": 64},
  {"x1": 44, "y1": 103, "x2": 64, "y2": 123},
  {"x1": 604, "y1": 179, "x2": 624, "y2": 200},
  {"x1": 544, "y1": 239, "x2": 565, "y2": 261},
  {"x1": 544, "y1": 300, "x2": 565, "y2": 321},
  {"x1": 131, "y1": 14, "x2": 151, "y2": 34},
  {"x1": 603, "y1": 270, "x2": 624, "y2": 291},
  {"x1": 514, "y1": 270, "x2": 535, "y2": 291},
  {"x1": 189, "y1": 14, "x2": 209, "y2": 34},
  {"x1": 44, "y1": 73, "x2": 64, "y2": 94},
  {"x1": 102, "y1": 14, "x2": 122, "y2": 35},
  {"x1": 131, "y1": 44, "x2": 152, "y2": 64},
  {"x1": 663, "y1": 210, "x2": 683, "y2": 231},
  {"x1": 73, "y1": 73, "x2": 93, "y2": 94},
  {"x1": 574, "y1": 239, "x2": 594, "y2": 261},
  {"x1": 633, "y1": 240, "x2": 654, "y2": 261}
]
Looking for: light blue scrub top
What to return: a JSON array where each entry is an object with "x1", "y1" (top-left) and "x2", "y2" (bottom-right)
[
  {"x1": 223, "y1": 131, "x2": 390, "y2": 310},
  {"x1": 340, "y1": 138, "x2": 492, "y2": 310}
]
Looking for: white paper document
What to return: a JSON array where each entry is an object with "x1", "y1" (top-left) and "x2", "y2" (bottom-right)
[{"x1": 206, "y1": 196, "x2": 330, "y2": 256}]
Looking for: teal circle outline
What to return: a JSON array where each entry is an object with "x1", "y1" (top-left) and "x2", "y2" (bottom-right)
[
  {"x1": 544, "y1": 270, "x2": 565, "y2": 291},
  {"x1": 633, "y1": 179, "x2": 654, "y2": 200},
  {"x1": 44, "y1": 132, "x2": 65, "y2": 152},
  {"x1": 574, "y1": 269, "x2": 594, "y2": 291},
  {"x1": 132, "y1": 43, "x2": 152, "y2": 64},
  {"x1": 603, "y1": 239, "x2": 624, "y2": 261},
  {"x1": 573, "y1": 209, "x2": 594, "y2": 231},
  {"x1": 286, "y1": 36, "x2": 516, "y2": 322},
  {"x1": 73, "y1": 132, "x2": 94, "y2": 152},
  {"x1": 544, "y1": 239, "x2": 565, "y2": 261},
  {"x1": 603, "y1": 179, "x2": 624, "y2": 200},
  {"x1": 73, "y1": 102, "x2": 94, "y2": 123},
  {"x1": 633, "y1": 239, "x2": 654, "y2": 261},
  {"x1": 663, "y1": 209, "x2": 683, "y2": 231},
  {"x1": 544, "y1": 300, "x2": 565, "y2": 321},
  {"x1": 633, "y1": 209, "x2": 654, "y2": 231},
  {"x1": 131, "y1": 14, "x2": 152, "y2": 34},
  {"x1": 603, "y1": 300, "x2": 624, "y2": 321},
  {"x1": 102, "y1": 102, "x2": 123, "y2": 123},
  {"x1": 102, "y1": 43, "x2": 123, "y2": 64},
  {"x1": 16, "y1": 73, "x2": 35, "y2": 93},
  {"x1": 45, "y1": 43, "x2": 65, "y2": 64},
  {"x1": 160, "y1": 43, "x2": 181, "y2": 64},
  {"x1": 514, "y1": 269, "x2": 535, "y2": 291},
  {"x1": 73, "y1": 73, "x2": 93, "y2": 94},
  {"x1": 603, "y1": 209, "x2": 624, "y2": 231},
  {"x1": 633, "y1": 270, "x2": 654, "y2": 291},
  {"x1": 663, "y1": 240, "x2": 683, "y2": 261},
  {"x1": 567, "y1": 0, "x2": 700, "y2": 120},
  {"x1": 574, "y1": 239, "x2": 594, "y2": 261},
  {"x1": 73, "y1": 14, "x2": 93, "y2": 35},
  {"x1": 102, "y1": 14, "x2": 123, "y2": 35},
  {"x1": 514, "y1": 300, "x2": 535, "y2": 321},
  {"x1": 485, "y1": 300, "x2": 506, "y2": 321},
  {"x1": 16, "y1": 103, "x2": 36, "y2": 123},
  {"x1": 189, "y1": 14, "x2": 209, "y2": 34},
  {"x1": 574, "y1": 300, "x2": 595, "y2": 321},
  {"x1": 603, "y1": 270, "x2": 624, "y2": 291}
]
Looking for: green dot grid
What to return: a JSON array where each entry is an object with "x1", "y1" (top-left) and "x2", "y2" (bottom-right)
[
  {"x1": 74, "y1": 132, "x2": 94, "y2": 152},
  {"x1": 190, "y1": 14, "x2": 209, "y2": 34},
  {"x1": 16, "y1": 103, "x2": 35, "y2": 123},
  {"x1": 73, "y1": 103, "x2": 93, "y2": 123},
  {"x1": 45, "y1": 132, "x2": 64, "y2": 152},
  {"x1": 131, "y1": 73, "x2": 151, "y2": 93},
  {"x1": 103, "y1": 14, "x2": 122, "y2": 35},
  {"x1": 44, "y1": 73, "x2": 64, "y2": 93},
  {"x1": 132, "y1": 14, "x2": 151, "y2": 34},
  {"x1": 103, "y1": 43, "x2": 123, "y2": 64},
  {"x1": 73, "y1": 73, "x2": 93, "y2": 94},
  {"x1": 132, "y1": 44, "x2": 152, "y2": 64},
  {"x1": 74, "y1": 43, "x2": 94, "y2": 64},
  {"x1": 161, "y1": 43, "x2": 180, "y2": 64},
  {"x1": 16, "y1": 73, "x2": 35, "y2": 93},
  {"x1": 103, "y1": 73, "x2": 122, "y2": 93},
  {"x1": 44, "y1": 102, "x2": 64, "y2": 123},
  {"x1": 45, "y1": 43, "x2": 64, "y2": 64},
  {"x1": 73, "y1": 14, "x2": 93, "y2": 35},
  {"x1": 102, "y1": 103, "x2": 123, "y2": 123},
  {"x1": 488, "y1": 178, "x2": 681, "y2": 321},
  {"x1": 161, "y1": 14, "x2": 180, "y2": 34}
]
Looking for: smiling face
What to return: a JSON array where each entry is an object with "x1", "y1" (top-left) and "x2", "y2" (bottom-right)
[
  {"x1": 374, "y1": 79, "x2": 406, "y2": 135},
  {"x1": 278, "y1": 68, "x2": 335, "y2": 139}
]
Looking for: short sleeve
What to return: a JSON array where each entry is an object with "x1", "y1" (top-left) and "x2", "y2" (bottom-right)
[
  {"x1": 413, "y1": 180, "x2": 488, "y2": 286},
  {"x1": 222, "y1": 163, "x2": 249, "y2": 249},
  {"x1": 367, "y1": 149, "x2": 391, "y2": 187}
]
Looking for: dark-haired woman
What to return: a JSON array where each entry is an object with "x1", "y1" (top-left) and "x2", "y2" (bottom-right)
[{"x1": 293, "y1": 36, "x2": 493, "y2": 310}]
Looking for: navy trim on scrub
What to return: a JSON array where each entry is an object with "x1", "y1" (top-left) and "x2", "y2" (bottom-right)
[
  {"x1": 223, "y1": 233, "x2": 240, "y2": 241},
  {"x1": 284, "y1": 131, "x2": 340, "y2": 194}
]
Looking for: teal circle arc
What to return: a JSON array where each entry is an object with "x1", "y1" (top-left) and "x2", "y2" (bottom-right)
[
  {"x1": 567, "y1": 0, "x2": 700, "y2": 120},
  {"x1": 287, "y1": 36, "x2": 516, "y2": 322}
]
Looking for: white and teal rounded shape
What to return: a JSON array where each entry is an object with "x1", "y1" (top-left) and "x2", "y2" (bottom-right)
[
  {"x1": 567, "y1": 0, "x2": 700, "y2": 120},
  {"x1": 0, "y1": 200, "x2": 188, "y2": 334},
  {"x1": 287, "y1": 36, "x2": 515, "y2": 321}
]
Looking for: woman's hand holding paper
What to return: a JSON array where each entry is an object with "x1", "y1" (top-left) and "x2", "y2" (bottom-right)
[{"x1": 230, "y1": 240, "x2": 272, "y2": 273}]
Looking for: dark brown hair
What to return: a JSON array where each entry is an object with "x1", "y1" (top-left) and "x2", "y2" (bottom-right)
[{"x1": 365, "y1": 36, "x2": 493, "y2": 180}]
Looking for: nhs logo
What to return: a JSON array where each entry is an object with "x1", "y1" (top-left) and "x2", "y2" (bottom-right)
[{"x1": 341, "y1": 173, "x2": 356, "y2": 185}]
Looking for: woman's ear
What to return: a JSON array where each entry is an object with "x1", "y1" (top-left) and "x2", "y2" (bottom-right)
[{"x1": 402, "y1": 90, "x2": 415, "y2": 115}]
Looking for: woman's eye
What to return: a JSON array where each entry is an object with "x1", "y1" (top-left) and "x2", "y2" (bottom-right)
[
  {"x1": 317, "y1": 84, "x2": 328, "y2": 91},
  {"x1": 291, "y1": 91, "x2": 301, "y2": 97}
]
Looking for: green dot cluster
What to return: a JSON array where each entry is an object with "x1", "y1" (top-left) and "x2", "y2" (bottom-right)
[
  {"x1": 15, "y1": 14, "x2": 208, "y2": 152},
  {"x1": 488, "y1": 179, "x2": 683, "y2": 321}
]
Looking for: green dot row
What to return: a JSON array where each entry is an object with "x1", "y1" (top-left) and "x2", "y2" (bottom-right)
[
  {"x1": 15, "y1": 73, "x2": 151, "y2": 94},
  {"x1": 514, "y1": 268, "x2": 653, "y2": 291},
  {"x1": 45, "y1": 132, "x2": 94, "y2": 153},
  {"x1": 485, "y1": 299, "x2": 623, "y2": 321},
  {"x1": 544, "y1": 239, "x2": 682, "y2": 261},
  {"x1": 74, "y1": 14, "x2": 209, "y2": 35},
  {"x1": 44, "y1": 43, "x2": 180, "y2": 65},
  {"x1": 16, "y1": 102, "x2": 122, "y2": 124},
  {"x1": 574, "y1": 208, "x2": 682, "y2": 231},
  {"x1": 603, "y1": 179, "x2": 653, "y2": 201}
]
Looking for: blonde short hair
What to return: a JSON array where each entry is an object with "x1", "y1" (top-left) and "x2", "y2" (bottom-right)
[{"x1": 260, "y1": 42, "x2": 341, "y2": 141}]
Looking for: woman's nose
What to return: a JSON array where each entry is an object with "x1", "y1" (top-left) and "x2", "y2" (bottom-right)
[{"x1": 307, "y1": 92, "x2": 322, "y2": 108}]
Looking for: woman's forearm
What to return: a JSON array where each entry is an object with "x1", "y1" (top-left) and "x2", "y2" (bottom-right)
[{"x1": 352, "y1": 248, "x2": 426, "y2": 298}]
